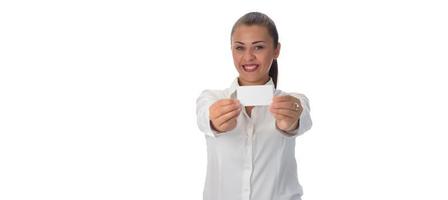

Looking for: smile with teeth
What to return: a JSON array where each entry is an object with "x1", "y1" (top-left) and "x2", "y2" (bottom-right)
[{"x1": 242, "y1": 64, "x2": 259, "y2": 72}]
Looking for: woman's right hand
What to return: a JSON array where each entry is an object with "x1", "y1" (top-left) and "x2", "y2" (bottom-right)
[{"x1": 209, "y1": 99, "x2": 242, "y2": 133}]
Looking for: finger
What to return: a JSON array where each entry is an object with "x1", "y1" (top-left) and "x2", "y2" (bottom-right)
[
  {"x1": 210, "y1": 99, "x2": 240, "y2": 118},
  {"x1": 215, "y1": 110, "x2": 240, "y2": 128},
  {"x1": 217, "y1": 119, "x2": 237, "y2": 132},
  {"x1": 272, "y1": 113, "x2": 292, "y2": 121},
  {"x1": 216, "y1": 99, "x2": 240, "y2": 106},
  {"x1": 270, "y1": 108, "x2": 298, "y2": 118},
  {"x1": 270, "y1": 101, "x2": 300, "y2": 111},
  {"x1": 215, "y1": 103, "x2": 241, "y2": 118},
  {"x1": 272, "y1": 95, "x2": 296, "y2": 102},
  {"x1": 215, "y1": 106, "x2": 241, "y2": 126}
]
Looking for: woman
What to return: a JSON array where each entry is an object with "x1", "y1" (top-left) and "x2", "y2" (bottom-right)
[{"x1": 196, "y1": 12, "x2": 312, "y2": 200}]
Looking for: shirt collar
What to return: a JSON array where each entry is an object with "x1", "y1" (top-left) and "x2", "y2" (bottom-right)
[{"x1": 228, "y1": 77, "x2": 275, "y2": 98}]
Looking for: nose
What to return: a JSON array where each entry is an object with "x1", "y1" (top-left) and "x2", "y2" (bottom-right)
[{"x1": 243, "y1": 49, "x2": 256, "y2": 62}]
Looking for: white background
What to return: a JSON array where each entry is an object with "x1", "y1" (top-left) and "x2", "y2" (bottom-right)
[{"x1": 1, "y1": 0, "x2": 447, "y2": 199}]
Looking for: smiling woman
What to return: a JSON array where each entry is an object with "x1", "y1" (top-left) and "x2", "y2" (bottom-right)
[
  {"x1": 231, "y1": 13, "x2": 280, "y2": 88},
  {"x1": 196, "y1": 12, "x2": 312, "y2": 200}
]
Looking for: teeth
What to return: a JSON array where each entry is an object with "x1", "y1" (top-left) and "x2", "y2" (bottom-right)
[
  {"x1": 244, "y1": 65, "x2": 257, "y2": 69},
  {"x1": 243, "y1": 64, "x2": 258, "y2": 72}
]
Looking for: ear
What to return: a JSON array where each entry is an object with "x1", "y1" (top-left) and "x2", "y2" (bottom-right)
[{"x1": 274, "y1": 42, "x2": 281, "y2": 59}]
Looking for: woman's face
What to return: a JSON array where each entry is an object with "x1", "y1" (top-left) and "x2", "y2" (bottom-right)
[{"x1": 231, "y1": 25, "x2": 280, "y2": 86}]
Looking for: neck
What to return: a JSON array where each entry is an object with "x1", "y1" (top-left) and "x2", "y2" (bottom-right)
[{"x1": 238, "y1": 76, "x2": 270, "y2": 86}]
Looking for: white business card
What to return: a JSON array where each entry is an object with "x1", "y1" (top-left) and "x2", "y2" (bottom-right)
[{"x1": 237, "y1": 85, "x2": 274, "y2": 106}]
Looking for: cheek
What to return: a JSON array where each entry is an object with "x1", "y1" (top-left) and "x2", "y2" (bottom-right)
[
  {"x1": 232, "y1": 52, "x2": 242, "y2": 63},
  {"x1": 231, "y1": 52, "x2": 237, "y2": 60},
  {"x1": 260, "y1": 53, "x2": 274, "y2": 68},
  {"x1": 231, "y1": 53, "x2": 241, "y2": 70}
]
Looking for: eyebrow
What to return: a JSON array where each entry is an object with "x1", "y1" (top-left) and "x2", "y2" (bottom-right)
[{"x1": 234, "y1": 41, "x2": 266, "y2": 45}]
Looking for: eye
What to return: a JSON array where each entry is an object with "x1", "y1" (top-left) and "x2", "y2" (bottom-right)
[
  {"x1": 234, "y1": 46, "x2": 245, "y2": 51},
  {"x1": 254, "y1": 45, "x2": 265, "y2": 50}
]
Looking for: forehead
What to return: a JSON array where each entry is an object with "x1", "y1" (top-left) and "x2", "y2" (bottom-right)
[{"x1": 232, "y1": 25, "x2": 272, "y2": 43}]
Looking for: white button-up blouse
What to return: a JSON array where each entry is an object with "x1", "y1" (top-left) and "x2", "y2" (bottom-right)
[{"x1": 196, "y1": 78, "x2": 312, "y2": 200}]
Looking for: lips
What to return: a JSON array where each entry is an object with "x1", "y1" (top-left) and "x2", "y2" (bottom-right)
[{"x1": 242, "y1": 64, "x2": 259, "y2": 72}]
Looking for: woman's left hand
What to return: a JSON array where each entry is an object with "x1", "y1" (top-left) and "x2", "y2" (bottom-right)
[{"x1": 269, "y1": 95, "x2": 303, "y2": 132}]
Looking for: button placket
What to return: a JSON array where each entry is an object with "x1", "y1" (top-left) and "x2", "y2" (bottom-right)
[{"x1": 242, "y1": 113, "x2": 255, "y2": 200}]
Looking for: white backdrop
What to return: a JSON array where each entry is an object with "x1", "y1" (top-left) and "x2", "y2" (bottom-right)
[{"x1": 1, "y1": 0, "x2": 447, "y2": 199}]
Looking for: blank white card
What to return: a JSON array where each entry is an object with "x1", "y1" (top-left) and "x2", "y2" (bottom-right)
[{"x1": 237, "y1": 85, "x2": 274, "y2": 106}]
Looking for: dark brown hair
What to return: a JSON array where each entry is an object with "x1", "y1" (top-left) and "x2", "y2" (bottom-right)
[{"x1": 231, "y1": 12, "x2": 279, "y2": 88}]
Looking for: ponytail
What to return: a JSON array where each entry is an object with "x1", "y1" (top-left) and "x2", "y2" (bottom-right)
[{"x1": 269, "y1": 59, "x2": 278, "y2": 88}]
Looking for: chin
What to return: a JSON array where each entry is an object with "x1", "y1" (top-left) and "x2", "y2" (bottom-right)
[{"x1": 239, "y1": 75, "x2": 266, "y2": 84}]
